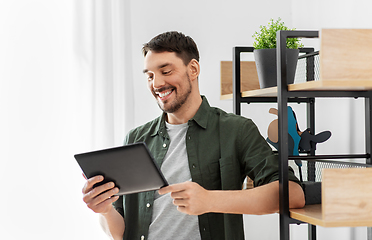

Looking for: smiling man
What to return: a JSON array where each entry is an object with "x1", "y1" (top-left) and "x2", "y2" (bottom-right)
[
  {"x1": 82, "y1": 31, "x2": 305, "y2": 240},
  {"x1": 142, "y1": 35, "x2": 201, "y2": 125}
]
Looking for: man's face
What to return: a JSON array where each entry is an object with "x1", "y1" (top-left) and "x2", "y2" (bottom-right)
[{"x1": 143, "y1": 51, "x2": 192, "y2": 113}]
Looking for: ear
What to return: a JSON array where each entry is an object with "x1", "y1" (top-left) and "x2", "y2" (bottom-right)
[{"x1": 188, "y1": 59, "x2": 200, "y2": 81}]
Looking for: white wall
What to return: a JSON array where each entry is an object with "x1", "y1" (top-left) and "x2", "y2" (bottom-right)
[{"x1": 0, "y1": 1, "x2": 109, "y2": 239}]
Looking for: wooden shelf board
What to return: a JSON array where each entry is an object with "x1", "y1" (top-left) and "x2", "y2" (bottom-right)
[
  {"x1": 221, "y1": 80, "x2": 372, "y2": 99},
  {"x1": 288, "y1": 80, "x2": 372, "y2": 91},
  {"x1": 290, "y1": 205, "x2": 324, "y2": 226},
  {"x1": 241, "y1": 86, "x2": 278, "y2": 97},
  {"x1": 220, "y1": 93, "x2": 233, "y2": 100},
  {"x1": 290, "y1": 204, "x2": 372, "y2": 228}
]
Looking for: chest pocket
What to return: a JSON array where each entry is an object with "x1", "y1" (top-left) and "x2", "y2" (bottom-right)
[
  {"x1": 207, "y1": 160, "x2": 221, "y2": 190},
  {"x1": 218, "y1": 116, "x2": 244, "y2": 191},
  {"x1": 206, "y1": 143, "x2": 242, "y2": 191},
  {"x1": 219, "y1": 156, "x2": 243, "y2": 190}
]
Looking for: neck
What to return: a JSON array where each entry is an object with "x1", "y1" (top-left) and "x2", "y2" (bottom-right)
[{"x1": 166, "y1": 93, "x2": 202, "y2": 125}]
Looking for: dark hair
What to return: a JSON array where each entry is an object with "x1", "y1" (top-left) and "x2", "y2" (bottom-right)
[{"x1": 142, "y1": 31, "x2": 200, "y2": 65}]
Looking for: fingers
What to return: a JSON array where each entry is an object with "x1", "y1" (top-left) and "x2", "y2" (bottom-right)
[
  {"x1": 84, "y1": 182, "x2": 118, "y2": 202},
  {"x1": 82, "y1": 175, "x2": 104, "y2": 194},
  {"x1": 158, "y1": 186, "x2": 172, "y2": 195},
  {"x1": 173, "y1": 198, "x2": 188, "y2": 207},
  {"x1": 87, "y1": 195, "x2": 120, "y2": 214},
  {"x1": 170, "y1": 190, "x2": 188, "y2": 200},
  {"x1": 84, "y1": 185, "x2": 120, "y2": 211},
  {"x1": 158, "y1": 181, "x2": 190, "y2": 195},
  {"x1": 159, "y1": 181, "x2": 209, "y2": 215},
  {"x1": 82, "y1": 175, "x2": 120, "y2": 214}
]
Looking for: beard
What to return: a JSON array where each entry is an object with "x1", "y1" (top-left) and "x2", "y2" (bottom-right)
[{"x1": 153, "y1": 73, "x2": 192, "y2": 114}]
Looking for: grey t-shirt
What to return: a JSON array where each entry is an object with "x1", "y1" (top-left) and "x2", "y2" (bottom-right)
[{"x1": 147, "y1": 122, "x2": 201, "y2": 240}]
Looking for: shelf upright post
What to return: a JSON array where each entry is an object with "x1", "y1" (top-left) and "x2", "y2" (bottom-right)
[
  {"x1": 365, "y1": 92, "x2": 372, "y2": 166},
  {"x1": 277, "y1": 30, "x2": 291, "y2": 240},
  {"x1": 365, "y1": 92, "x2": 372, "y2": 240},
  {"x1": 233, "y1": 47, "x2": 242, "y2": 115},
  {"x1": 305, "y1": 48, "x2": 316, "y2": 240},
  {"x1": 306, "y1": 99, "x2": 316, "y2": 182},
  {"x1": 232, "y1": 47, "x2": 254, "y2": 115},
  {"x1": 306, "y1": 86, "x2": 317, "y2": 240}
]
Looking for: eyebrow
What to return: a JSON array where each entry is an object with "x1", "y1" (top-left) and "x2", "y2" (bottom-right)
[{"x1": 143, "y1": 63, "x2": 173, "y2": 74}]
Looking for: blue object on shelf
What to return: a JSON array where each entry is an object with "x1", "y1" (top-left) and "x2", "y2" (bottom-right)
[{"x1": 287, "y1": 106, "x2": 301, "y2": 156}]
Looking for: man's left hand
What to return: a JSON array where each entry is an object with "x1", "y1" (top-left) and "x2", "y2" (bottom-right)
[{"x1": 158, "y1": 181, "x2": 210, "y2": 215}]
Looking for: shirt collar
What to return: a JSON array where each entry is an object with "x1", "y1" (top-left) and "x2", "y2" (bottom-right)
[
  {"x1": 189, "y1": 95, "x2": 209, "y2": 129},
  {"x1": 151, "y1": 113, "x2": 168, "y2": 137},
  {"x1": 151, "y1": 95, "x2": 210, "y2": 137}
]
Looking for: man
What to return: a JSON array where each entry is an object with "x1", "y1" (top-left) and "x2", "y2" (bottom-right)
[{"x1": 82, "y1": 31, "x2": 305, "y2": 240}]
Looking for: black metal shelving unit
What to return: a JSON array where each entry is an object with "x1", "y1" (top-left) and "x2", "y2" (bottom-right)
[{"x1": 232, "y1": 30, "x2": 372, "y2": 240}]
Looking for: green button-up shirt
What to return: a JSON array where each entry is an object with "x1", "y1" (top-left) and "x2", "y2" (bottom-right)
[{"x1": 113, "y1": 96, "x2": 300, "y2": 240}]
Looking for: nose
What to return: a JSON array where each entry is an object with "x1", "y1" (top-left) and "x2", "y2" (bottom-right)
[{"x1": 152, "y1": 74, "x2": 166, "y2": 89}]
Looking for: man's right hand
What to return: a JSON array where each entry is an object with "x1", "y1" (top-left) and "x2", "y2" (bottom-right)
[{"x1": 82, "y1": 175, "x2": 120, "y2": 214}]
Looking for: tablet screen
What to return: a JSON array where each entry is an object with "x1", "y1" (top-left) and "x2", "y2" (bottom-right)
[{"x1": 75, "y1": 142, "x2": 168, "y2": 195}]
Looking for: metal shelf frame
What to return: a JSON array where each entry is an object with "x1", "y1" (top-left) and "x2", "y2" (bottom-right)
[{"x1": 232, "y1": 30, "x2": 372, "y2": 240}]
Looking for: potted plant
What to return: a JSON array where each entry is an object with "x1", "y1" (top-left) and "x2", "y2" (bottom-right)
[{"x1": 252, "y1": 18, "x2": 303, "y2": 88}]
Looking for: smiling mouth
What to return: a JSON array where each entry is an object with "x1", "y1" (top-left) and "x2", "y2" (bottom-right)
[
  {"x1": 155, "y1": 88, "x2": 174, "y2": 100},
  {"x1": 158, "y1": 90, "x2": 172, "y2": 98}
]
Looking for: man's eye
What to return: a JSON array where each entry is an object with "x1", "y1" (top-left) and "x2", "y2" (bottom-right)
[
  {"x1": 147, "y1": 75, "x2": 154, "y2": 81},
  {"x1": 163, "y1": 70, "x2": 171, "y2": 75}
]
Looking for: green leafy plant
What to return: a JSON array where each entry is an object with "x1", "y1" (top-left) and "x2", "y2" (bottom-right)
[{"x1": 252, "y1": 18, "x2": 304, "y2": 49}]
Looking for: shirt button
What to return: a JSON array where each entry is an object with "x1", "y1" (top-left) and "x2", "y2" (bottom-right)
[
  {"x1": 163, "y1": 143, "x2": 167, "y2": 148},
  {"x1": 141, "y1": 236, "x2": 145, "y2": 240},
  {"x1": 192, "y1": 164, "x2": 196, "y2": 169},
  {"x1": 146, "y1": 203, "x2": 151, "y2": 208}
]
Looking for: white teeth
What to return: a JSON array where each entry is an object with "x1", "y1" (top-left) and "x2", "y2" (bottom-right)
[{"x1": 158, "y1": 90, "x2": 172, "y2": 98}]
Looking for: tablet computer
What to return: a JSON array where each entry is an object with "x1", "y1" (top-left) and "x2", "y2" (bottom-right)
[{"x1": 74, "y1": 142, "x2": 168, "y2": 195}]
